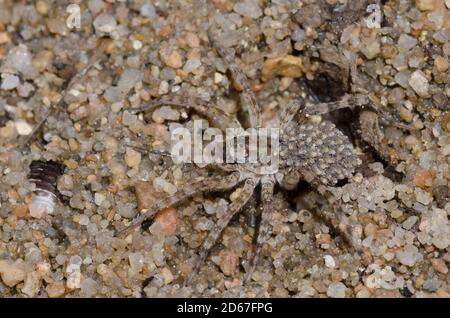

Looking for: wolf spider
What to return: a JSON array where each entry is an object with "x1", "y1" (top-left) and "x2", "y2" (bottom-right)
[{"x1": 119, "y1": 31, "x2": 401, "y2": 285}]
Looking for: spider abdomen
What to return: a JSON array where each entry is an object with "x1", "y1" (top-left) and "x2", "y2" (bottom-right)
[{"x1": 280, "y1": 120, "x2": 361, "y2": 185}]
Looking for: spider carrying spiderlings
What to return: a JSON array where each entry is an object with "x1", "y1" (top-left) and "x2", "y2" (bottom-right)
[{"x1": 118, "y1": 29, "x2": 401, "y2": 285}]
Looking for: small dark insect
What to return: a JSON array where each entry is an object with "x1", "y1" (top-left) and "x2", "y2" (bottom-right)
[
  {"x1": 117, "y1": 29, "x2": 397, "y2": 286},
  {"x1": 29, "y1": 160, "x2": 64, "y2": 213}
]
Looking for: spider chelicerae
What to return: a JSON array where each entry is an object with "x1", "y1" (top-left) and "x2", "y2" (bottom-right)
[{"x1": 118, "y1": 30, "x2": 401, "y2": 285}]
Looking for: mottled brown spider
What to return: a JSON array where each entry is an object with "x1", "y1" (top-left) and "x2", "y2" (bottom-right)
[{"x1": 118, "y1": 30, "x2": 398, "y2": 285}]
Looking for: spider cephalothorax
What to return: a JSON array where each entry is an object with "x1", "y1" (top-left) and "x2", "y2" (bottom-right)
[{"x1": 118, "y1": 30, "x2": 392, "y2": 285}]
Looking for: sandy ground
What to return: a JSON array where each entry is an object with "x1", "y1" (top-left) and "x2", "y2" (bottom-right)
[{"x1": 0, "y1": 0, "x2": 449, "y2": 297}]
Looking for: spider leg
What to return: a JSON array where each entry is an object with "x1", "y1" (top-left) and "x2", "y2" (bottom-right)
[
  {"x1": 377, "y1": 110, "x2": 415, "y2": 131},
  {"x1": 19, "y1": 40, "x2": 108, "y2": 147},
  {"x1": 245, "y1": 175, "x2": 275, "y2": 282},
  {"x1": 359, "y1": 110, "x2": 398, "y2": 166},
  {"x1": 302, "y1": 86, "x2": 413, "y2": 131},
  {"x1": 299, "y1": 93, "x2": 407, "y2": 166},
  {"x1": 300, "y1": 170, "x2": 366, "y2": 257},
  {"x1": 279, "y1": 78, "x2": 327, "y2": 128},
  {"x1": 206, "y1": 163, "x2": 239, "y2": 173},
  {"x1": 117, "y1": 171, "x2": 242, "y2": 236},
  {"x1": 124, "y1": 143, "x2": 238, "y2": 173},
  {"x1": 186, "y1": 176, "x2": 259, "y2": 285},
  {"x1": 279, "y1": 96, "x2": 307, "y2": 128},
  {"x1": 207, "y1": 30, "x2": 262, "y2": 128},
  {"x1": 302, "y1": 94, "x2": 370, "y2": 116},
  {"x1": 130, "y1": 94, "x2": 242, "y2": 130}
]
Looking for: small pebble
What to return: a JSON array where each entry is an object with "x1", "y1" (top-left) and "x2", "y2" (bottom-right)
[
  {"x1": 35, "y1": 1, "x2": 49, "y2": 15},
  {"x1": 153, "y1": 106, "x2": 180, "y2": 122},
  {"x1": 441, "y1": 112, "x2": 450, "y2": 133},
  {"x1": 399, "y1": 106, "x2": 413, "y2": 123},
  {"x1": 327, "y1": 282, "x2": 347, "y2": 298},
  {"x1": 17, "y1": 82, "x2": 35, "y2": 97},
  {"x1": 430, "y1": 259, "x2": 448, "y2": 274},
  {"x1": 414, "y1": 187, "x2": 433, "y2": 205},
  {"x1": 117, "y1": 68, "x2": 143, "y2": 94},
  {"x1": 58, "y1": 174, "x2": 74, "y2": 191},
  {"x1": 78, "y1": 214, "x2": 90, "y2": 226},
  {"x1": 153, "y1": 207, "x2": 177, "y2": 236},
  {"x1": 402, "y1": 216, "x2": 418, "y2": 230},
  {"x1": 414, "y1": 169, "x2": 435, "y2": 188},
  {"x1": 185, "y1": 32, "x2": 200, "y2": 48},
  {"x1": 88, "y1": 0, "x2": 103, "y2": 14},
  {"x1": 183, "y1": 58, "x2": 201, "y2": 73},
  {"x1": 233, "y1": 0, "x2": 263, "y2": 19},
  {"x1": 12, "y1": 205, "x2": 29, "y2": 219},
  {"x1": 160, "y1": 267, "x2": 174, "y2": 284},
  {"x1": 66, "y1": 271, "x2": 81, "y2": 289},
  {"x1": 434, "y1": 56, "x2": 448, "y2": 72},
  {"x1": 46, "y1": 282, "x2": 66, "y2": 298},
  {"x1": 158, "y1": 81, "x2": 170, "y2": 95},
  {"x1": 132, "y1": 40, "x2": 142, "y2": 51},
  {"x1": 93, "y1": 14, "x2": 117, "y2": 34},
  {"x1": 214, "y1": 72, "x2": 224, "y2": 84},
  {"x1": 409, "y1": 70, "x2": 430, "y2": 98},
  {"x1": 396, "y1": 245, "x2": 423, "y2": 267},
  {"x1": 28, "y1": 202, "x2": 46, "y2": 219},
  {"x1": 21, "y1": 271, "x2": 41, "y2": 297},
  {"x1": 398, "y1": 34, "x2": 418, "y2": 51},
  {"x1": 382, "y1": 44, "x2": 398, "y2": 59},
  {"x1": 153, "y1": 177, "x2": 177, "y2": 195},
  {"x1": 0, "y1": 32, "x2": 10, "y2": 44},
  {"x1": 135, "y1": 181, "x2": 158, "y2": 211},
  {"x1": 324, "y1": 255, "x2": 336, "y2": 269},
  {"x1": 129, "y1": 252, "x2": 144, "y2": 272},
  {"x1": 162, "y1": 51, "x2": 183, "y2": 69},
  {"x1": 140, "y1": 3, "x2": 156, "y2": 19},
  {"x1": 117, "y1": 203, "x2": 136, "y2": 219},
  {"x1": 423, "y1": 278, "x2": 439, "y2": 292},
  {"x1": 415, "y1": 0, "x2": 436, "y2": 11},
  {"x1": 1, "y1": 74, "x2": 20, "y2": 90},
  {"x1": 80, "y1": 278, "x2": 99, "y2": 296},
  {"x1": 0, "y1": 259, "x2": 26, "y2": 287},
  {"x1": 2, "y1": 45, "x2": 37, "y2": 78},
  {"x1": 361, "y1": 40, "x2": 380, "y2": 60},
  {"x1": 94, "y1": 193, "x2": 106, "y2": 206},
  {"x1": 219, "y1": 249, "x2": 239, "y2": 276},
  {"x1": 125, "y1": 147, "x2": 142, "y2": 168},
  {"x1": 262, "y1": 55, "x2": 302, "y2": 81}
]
